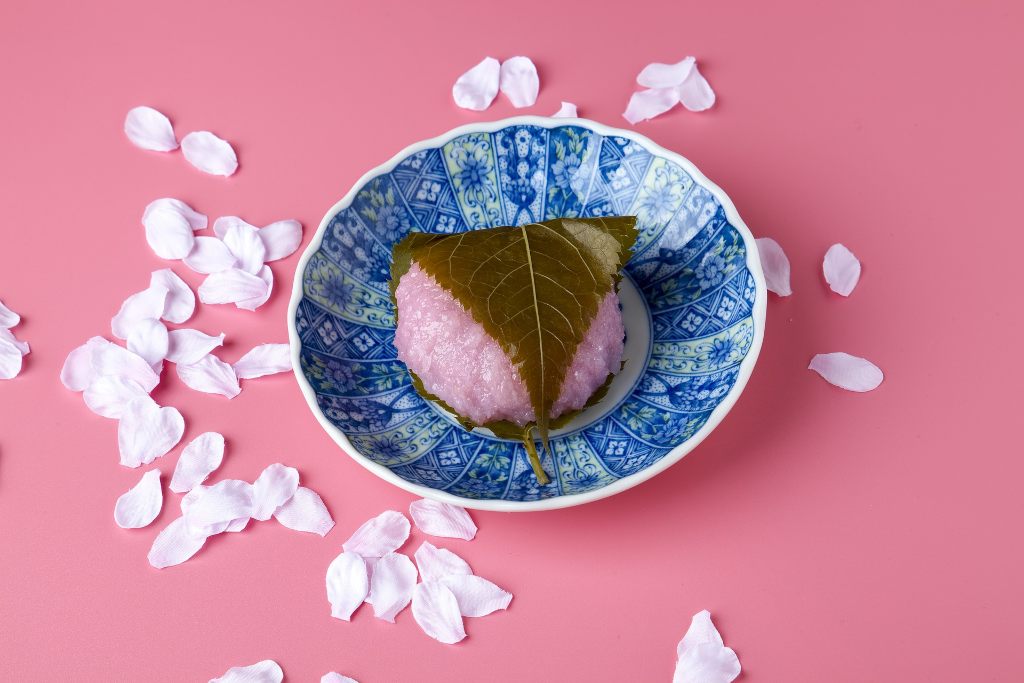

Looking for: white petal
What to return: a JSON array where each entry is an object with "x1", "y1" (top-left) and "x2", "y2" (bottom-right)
[
  {"x1": 117, "y1": 396, "x2": 185, "y2": 466},
  {"x1": 222, "y1": 221, "x2": 266, "y2": 274},
  {"x1": 148, "y1": 516, "x2": 207, "y2": 568},
  {"x1": 251, "y1": 463, "x2": 299, "y2": 521},
  {"x1": 273, "y1": 486, "x2": 335, "y2": 536},
  {"x1": 637, "y1": 57, "x2": 696, "y2": 88},
  {"x1": 674, "y1": 610, "x2": 741, "y2": 683},
  {"x1": 409, "y1": 499, "x2": 477, "y2": 540},
  {"x1": 259, "y1": 220, "x2": 302, "y2": 261},
  {"x1": 150, "y1": 269, "x2": 196, "y2": 323},
  {"x1": 176, "y1": 354, "x2": 240, "y2": 398},
  {"x1": 452, "y1": 57, "x2": 500, "y2": 111},
  {"x1": 183, "y1": 236, "x2": 238, "y2": 274},
  {"x1": 442, "y1": 574, "x2": 512, "y2": 617},
  {"x1": 321, "y1": 674, "x2": 359, "y2": 683},
  {"x1": 0, "y1": 298, "x2": 20, "y2": 327},
  {"x1": 90, "y1": 340, "x2": 160, "y2": 392},
  {"x1": 366, "y1": 552, "x2": 417, "y2": 622},
  {"x1": 170, "y1": 432, "x2": 225, "y2": 493},
  {"x1": 0, "y1": 338, "x2": 23, "y2": 379},
  {"x1": 144, "y1": 207, "x2": 195, "y2": 260},
  {"x1": 754, "y1": 237, "x2": 792, "y2": 297},
  {"x1": 411, "y1": 581, "x2": 466, "y2": 644},
  {"x1": 413, "y1": 541, "x2": 473, "y2": 583},
  {"x1": 623, "y1": 87, "x2": 680, "y2": 124},
  {"x1": 127, "y1": 318, "x2": 169, "y2": 367},
  {"x1": 0, "y1": 328, "x2": 30, "y2": 355},
  {"x1": 124, "y1": 106, "x2": 178, "y2": 152},
  {"x1": 143, "y1": 198, "x2": 208, "y2": 231},
  {"x1": 499, "y1": 56, "x2": 540, "y2": 108},
  {"x1": 181, "y1": 131, "x2": 238, "y2": 177},
  {"x1": 326, "y1": 551, "x2": 368, "y2": 621},
  {"x1": 198, "y1": 268, "x2": 268, "y2": 306},
  {"x1": 808, "y1": 352, "x2": 883, "y2": 392},
  {"x1": 233, "y1": 343, "x2": 291, "y2": 379},
  {"x1": 62, "y1": 337, "x2": 108, "y2": 391},
  {"x1": 181, "y1": 485, "x2": 250, "y2": 535},
  {"x1": 167, "y1": 329, "x2": 225, "y2": 365},
  {"x1": 342, "y1": 510, "x2": 410, "y2": 558},
  {"x1": 111, "y1": 285, "x2": 169, "y2": 340},
  {"x1": 235, "y1": 265, "x2": 273, "y2": 311},
  {"x1": 184, "y1": 479, "x2": 253, "y2": 533},
  {"x1": 677, "y1": 62, "x2": 716, "y2": 112},
  {"x1": 823, "y1": 243, "x2": 861, "y2": 296},
  {"x1": 114, "y1": 469, "x2": 163, "y2": 528},
  {"x1": 552, "y1": 101, "x2": 577, "y2": 118},
  {"x1": 84, "y1": 375, "x2": 148, "y2": 419},
  {"x1": 212, "y1": 215, "x2": 257, "y2": 240},
  {"x1": 209, "y1": 660, "x2": 283, "y2": 683},
  {"x1": 678, "y1": 609, "x2": 724, "y2": 655}
]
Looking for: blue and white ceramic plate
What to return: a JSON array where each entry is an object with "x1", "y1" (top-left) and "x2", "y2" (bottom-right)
[{"x1": 288, "y1": 117, "x2": 766, "y2": 511}]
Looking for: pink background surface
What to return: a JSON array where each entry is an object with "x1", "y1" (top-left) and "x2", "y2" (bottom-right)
[{"x1": 1, "y1": 1, "x2": 1021, "y2": 680}]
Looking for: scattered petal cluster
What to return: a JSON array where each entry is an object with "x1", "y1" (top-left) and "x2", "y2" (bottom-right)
[
  {"x1": 0, "y1": 299, "x2": 29, "y2": 379},
  {"x1": 673, "y1": 610, "x2": 741, "y2": 683},
  {"x1": 624, "y1": 57, "x2": 716, "y2": 124},
  {"x1": 453, "y1": 56, "x2": 539, "y2": 110},
  {"x1": 125, "y1": 106, "x2": 238, "y2": 176}
]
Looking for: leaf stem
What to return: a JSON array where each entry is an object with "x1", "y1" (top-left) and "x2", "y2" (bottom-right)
[{"x1": 521, "y1": 426, "x2": 551, "y2": 486}]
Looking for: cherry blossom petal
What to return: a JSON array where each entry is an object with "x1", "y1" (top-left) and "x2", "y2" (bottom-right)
[
  {"x1": 552, "y1": 101, "x2": 577, "y2": 118},
  {"x1": 150, "y1": 269, "x2": 195, "y2": 323},
  {"x1": 198, "y1": 268, "x2": 268, "y2": 306},
  {"x1": 111, "y1": 285, "x2": 169, "y2": 340},
  {"x1": 117, "y1": 396, "x2": 185, "y2": 467},
  {"x1": 413, "y1": 541, "x2": 473, "y2": 583},
  {"x1": 499, "y1": 56, "x2": 540, "y2": 108},
  {"x1": 366, "y1": 552, "x2": 417, "y2": 622},
  {"x1": 143, "y1": 198, "x2": 207, "y2": 231},
  {"x1": 0, "y1": 298, "x2": 20, "y2": 328},
  {"x1": 442, "y1": 574, "x2": 512, "y2": 617},
  {"x1": 754, "y1": 237, "x2": 792, "y2": 297},
  {"x1": 637, "y1": 57, "x2": 696, "y2": 88},
  {"x1": 183, "y1": 479, "x2": 253, "y2": 533},
  {"x1": 124, "y1": 106, "x2": 178, "y2": 152},
  {"x1": 179, "y1": 485, "x2": 229, "y2": 536},
  {"x1": 114, "y1": 469, "x2": 163, "y2": 529},
  {"x1": 251, "y1": 463, "x2": 299, "y2": 521},
  {"x1": 623, "y1": 87, "x2": 680, "y2": 124},
  {"x1": 184, "y1": 236, "x2": 238, "y2": 274},
  {"x1": 148, "y1": 516, "x2": 207, "y2": 569},
  {"x1": 144, "y1": 207, "x2": 195, "y2": 260},
  {"x1": 166, "y1": 329, "x2": 225, "y2": 365},
  {"x1": 233, "y1": 343, "x2": 291, "y2": 379},
  {"x1": 170, "y1": 432, "x2": 225, "y2": 493},
  {"x1": 61, "y1": 337, "x2": 109, "y2": 391},
  {"x1": 176, "y1": 354, "x2": 240, "y2": 398},
  {"x1": 677, "y1": 609, "x2": 724, "y2": 655},
  {"x1": 674, "y1": 610, "x2": 741, "y2": 683},
  {"x1": 90, "y1": 341, "x2": 160, "y2": 392},
  {"x1": 409, "y1": 499, "x2": 477, "y2": 540},
  {"x1": 823, "y1": 243, "x2": 861, "y2": 296},
  {"x1": 181, "y1": 131, "x2": 238, "y2": 177},
  {"x1": 343, "y1": 510, "x2": 410, "y2": 558},
  {"x1": 326, "y1": 551, "x2": 369, "y2": 621},
  {"x1": 452, "y1": 57, "x2": 500, "y2": 111},
  {"x1": 273, "y1": 486, "x2": 335, "y2": 536},
  {"x1": 411, "y1": 581, "x2": 466, "y2": 644},
  {"x1": 808, "y1": 352, "x2": 883, "y2": 392},
  {"x1": 209, "y1": 660, "x2": 283, "y2": 683},
  {"x1": 235, "y1": 265, "x2": 273, "y2": 311},
  {"x1": 0, "y1": 328, "x2": 29, "y2": 355},
  {"x1": 677, "y1": 62, "x2": 716, "y2": 112},
  {"x1": 259, "y1": 220, "x2": 302, "y2": 261},
  {"x1": 83, "y1": 375, "x2": 148, "y2": 419},
  {"x1": 222, "y1": 221, "x2": 266, "y2": 274},
  {"x1": 212, "y1": 215, "x2": 257, "y2": 240},
  {"x1": 321, "y1": 674, "x2": 359, "y2": 683},
  {"x1": 127, "y1": 318, "x2": 169, "y2": 367},
  {"x1": 0, "y1": 338, "x2": 23, "y2": 379}
]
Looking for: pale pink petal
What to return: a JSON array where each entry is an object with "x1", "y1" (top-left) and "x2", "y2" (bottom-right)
[
  {"x1": 183, "y1": 479, "x2": 253, "y2": 533},
  {"x1": 452, "y1": 57, "x2": 500, "y2": 111},
  {"x1": 179, "y1": 485, "x2": 228, "y2": 536},
  {"x1": 83, "y1": 375, "x2": 148, "y2": 419},
  {"x1": 273, "y1": 486, "x2": 335, "y2": 536},
  {"x1": 212, "y1": 215, "x2": 257, "y2": 240},
  {"x1": 677, "y1": 62, "x2": 716, "y2": 112},
  {"x1": 222, "y1": 221, "x2": 266, "y2": 274},
  {"x1": 127, "y1": 318, "x2": 169, "y2": 367},
  {"x1": 0, "y1": 328, "x2": 30, "y2": 355},
  {"x1": 343, "y1": 510, "x2": 410, "y2": 558},
  {"x1": 224, "y1": 516, "x2": 250, "y2": 533},
  {"x1": 181, "y1": 131, "x2": 238, "y2": 177},
  {"x1": 233, "y1": 343, "x2": 291, "y2": 379},
  {"x1": 90, "y1": 341, "x2": 160, "y2": 392},
  {"x1": 552, "y1": 101, "x2": 577, "y2": 118},
  {"x1": 823, "y1": 243, "x2": 861, "y2": 296},
  {"x1": 117, "y1": 395, "x2": 185, "y2": 467},
  {"x1": 148, "y1": 516, "x2": 207, "y2": 569},
  {"x1": 259, "y1": 220, "x2": 302, "y2": 261},
  {"x1": 150, "y1": 269, "x2": 195, "y2": 323},
  {"x1": 198, "y1": 268, "x2": 268, "y2": 306},
  {"x1": 167, "y1": 329, "x2": 225, "y2": 365},
  {"x1": 499, "y1": 56, "x2": 540, "y2": 108},
  {"x1": 0, "y1": 338, "x2": 23, "y2": 379},
  {"x1": 674, "y1": 610, "x2": 741, "y2": 683},
  {"x1": 251, "y1": 463, "x2": 299, "y2": 521},
  {"x1": 62, "y1": 337, "x2": 108, "y2": 391},
  {"x1": 366, "y1": 552, "x2": 418, "y2": 622},
  {"x1": 235, "y1": 265, "x2": 273, "y2": 311},
  {"x1": 754, "y1": 237, "x2": 792, "y2": 297},
  {"x1": 409, "y1": 499, "x2": 477, "y2": 540},
  {"x1": 183, "y1": 236, "x2": 238, "y2": 274},
  {"x1": 124, "y1": 106, "x2": 178, "y2": 152},
  {"x1": 111, "y1": 285, "x2": 169, "y2": 340},
  {"x1": 321, "y1": 674, "x2": 359, "y2": 683},
  {"x1": 176, "y1": 354, "x2": 240, "y2": 398},
  {"x1": 209, "y1": 660, "x2": 283, "y2": 683},
  {"x1": 637, "y1": 57, "x2": 696, "y2": 88},
  {"x1": 808, "y1": 352, "x2": 883, "y2": 392},
  {"x1": 413, "y1": 541, "x2": 473, "y2": 583},
  {"x1": 169, "y1": 432, "x2": 225, "y2": 493},
  {"x1": 326, "y1": 551, "x2": 368, "y2": 621},
  {"x1": 442, "y1": 574, "x2": 512, "y2": 617},
  {"x1": 0, "y1": 298, "x2": 20, "y2": 328},
  {"x1": 411, "y1": 581, "x2": 466, "y2": 644},
  {"x1": 114, "y1": 469, "x2": 163, "y2": 529},
  {"x1": 677, "y1": 609, "x2": 724, "y2": 655},
  {"x1": 142, "y1": 198, "x2": 207, "y2": 231},
  {"x1": 623, "y1": 87, "x2": 680, "y2": 124},
  {"x1": 144, "y1": 207, "x2": 195, "y2": 260}
]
